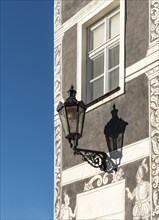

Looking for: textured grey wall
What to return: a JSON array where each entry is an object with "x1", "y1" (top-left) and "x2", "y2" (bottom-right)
[
  {"x1": 62, "y1": 25, "x2": 77, "y2": 100},
  {"x1": 126, "y1": 0, "x2": 149, "y2": 67},
  {"x1": 61, "y1": 0, "x2": 149, "y2": 169},
  {"x1": 61, "y1": 0, "x2": 149, "y2": 69},
  {"x1": 62, "y1": 74, "x2": 149, "y2": 169},
  {"x1": 62, "y1": 0, "x2": 92, "y2": 24}
]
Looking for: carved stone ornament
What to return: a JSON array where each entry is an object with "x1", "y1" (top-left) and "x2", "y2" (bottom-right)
[
  {"x1": 84, "y1": 168, "x2": 124, "y2": 192},
  {"x1": 54, "y1": 44, "x2": 62, "y2": 111},
  {"x1": 54, "y1": 0, "x2": 61, "y2": 28},
  {"x1": 150, "y1": 75, "x2": 159, "y2": 219},
  {"x1": 54, "y1": 124, "x2": 62, "y2": 220},
  {"x1": 150, "y1": 0, "x2": 159, "y2": 43}
]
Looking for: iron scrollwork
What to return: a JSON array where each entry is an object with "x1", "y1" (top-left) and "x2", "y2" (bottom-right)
[{"x1": 75, "y1": 148, "x2": 107, "y2": 170}]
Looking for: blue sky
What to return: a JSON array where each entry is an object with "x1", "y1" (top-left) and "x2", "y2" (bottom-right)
[{"x1": 1, "y1": 0, "x2": 54, "y2": 219}]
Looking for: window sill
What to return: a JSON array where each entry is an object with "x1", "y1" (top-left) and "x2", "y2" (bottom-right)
[{"x1": 86, "y1": 87, "x2": 123, "y2": 112}]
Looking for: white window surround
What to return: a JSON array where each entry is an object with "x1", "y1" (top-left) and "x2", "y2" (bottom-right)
[{"x1": 77, "y1": 0, "x2": 125, "y2": 112}]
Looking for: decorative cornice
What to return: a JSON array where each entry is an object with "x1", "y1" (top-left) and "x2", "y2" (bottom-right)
[
  {"x1": 150, "y1": 0, "x2": 159, "y2": 44},
  {"x1": 149, "y1": 74, "x2": 159, "y2": 219},
  {"x1": 54, "y1": 124, "x2": 62, "y2": 220},
  {"x1": 146, "y1": 64, "x2": 159, "y2": 80},
  {"x1": 54, "y1": 0, "x2": 110, "y2": 40},
  {"x1": 83, "y1": 168, "x2": 124, "y2": 192}
]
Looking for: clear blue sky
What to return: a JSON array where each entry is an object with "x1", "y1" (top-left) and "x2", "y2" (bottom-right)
[{"x1": 1, "y1": 0, "x2": 54, "y2": 219}]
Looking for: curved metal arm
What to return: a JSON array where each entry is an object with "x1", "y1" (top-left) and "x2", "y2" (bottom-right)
[
  {"x1": 74, "y1": 147, "x2": 107, "y2": 171},
  {"x1": 68, "y1": 139, "x2": 118, "y2": 172}
]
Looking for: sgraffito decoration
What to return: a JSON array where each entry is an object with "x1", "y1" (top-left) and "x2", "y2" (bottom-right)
[
  {"x1": 126, "y1": 159, "x2": 150, "y2": 220},
  {"x1": 54, "y1": 44, "x2": 62, "y2": 111},
  {"x1": 60, "y1": 193, "x2": 76, "y2": 220},
  {"x1": 146, "y1": 66, "x2": 159, "y2": 219},
  {"x1": 54, "y1": 0, "x2": 61, "y2": 28},
  {"x1": 84, "y1": 168, "x2": 124, "y2": 192},
  {"x1": 54, "y1": 43, "x2": 62, "y2": 220},
  {"x1": 150, "y1": 75, "x2": 159, "y2": 219},
  {"x1": 150, "y1": 0, "x2": 159, "y2": 43},
  {"x1": 54, "y1": 124, "x2": 62, "y2": 220}
]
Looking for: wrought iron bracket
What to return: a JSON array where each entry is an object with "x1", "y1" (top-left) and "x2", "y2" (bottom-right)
[{"x1": 68, "y1": 139, "x2": 117, "y2": 172}]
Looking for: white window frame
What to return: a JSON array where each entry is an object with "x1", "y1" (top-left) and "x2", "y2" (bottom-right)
[{"x1": 77, "y1": 0, "x2": 125, "y2": 112}]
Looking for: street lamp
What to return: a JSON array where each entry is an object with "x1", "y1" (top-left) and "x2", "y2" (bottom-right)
[{"x1": 57, "y1": 85, "x2": 128, "y2": 172}]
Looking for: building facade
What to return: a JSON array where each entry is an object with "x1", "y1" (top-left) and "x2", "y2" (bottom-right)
[{"x1": 54, "y1": 0, "x2": 159, "y2": 219}]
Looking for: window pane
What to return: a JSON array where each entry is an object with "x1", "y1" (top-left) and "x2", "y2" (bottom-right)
[
  {"x1": 109, "y1": 13, "x2": 120, "y2": 39},
  {"x1": 91, "y1": 54, "x2": 104, "y2": 79},
  {"x1": 91, "y1": 76, "x2": 104, "y2": 100},
  {"x1": 92, "y1": 23, "x2": 105, "y2": 50},
  {"x1": 108, "y1": 68, "x2": 119, "y2": 91},
  {"x1": 108, "y1": 45, "x2": 119, "y2": 70}
]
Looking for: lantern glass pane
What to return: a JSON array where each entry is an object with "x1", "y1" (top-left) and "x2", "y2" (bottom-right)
[
  {"x1": 78, "y1": 106, "x2": 85, "y2": 136},
  {"x1": 58, "y1": 107, "x2": 69, "y2": 137},
  {"x1": 66, "y1": 106, "x2": 78, "y2": 136}
]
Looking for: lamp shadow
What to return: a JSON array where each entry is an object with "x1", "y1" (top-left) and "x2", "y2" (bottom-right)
[{"x1": 104, "y1": 104, "x2": 128, "y2": 172}]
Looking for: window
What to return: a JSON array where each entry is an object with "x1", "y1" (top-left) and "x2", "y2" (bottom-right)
[
  {"x1": 87, "y1": 9, "x2": 120, "y2": 103},
  {"x1": 77, "y1": 1, "x2": 125, "y2": 110}
]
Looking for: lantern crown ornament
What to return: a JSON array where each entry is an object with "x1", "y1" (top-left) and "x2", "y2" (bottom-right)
[{"x1": 57, "y1": 86, "x2": 128, "y2": 172}]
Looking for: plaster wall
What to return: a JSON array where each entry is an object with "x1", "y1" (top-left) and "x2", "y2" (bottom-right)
[
  {"x1": 54, "y1": 0, "x2": 159, "y2": 219},
  {"x1": 62, "y1": 24, "x2": 77, "y2": 99},
  {"x1": 61, "y1": 0, "x2": 149, "y2": 169},
  {"x1": 62, "y1": 74, "x2": 149, "y2": 169},
  {"x1": 61, "y1": 0, "x2": 149, "y2": 74},
  {"x1": 62, "y1": 0, "x2": 92, "y2": 24},
  {"x1": 125, "y1": 0, "x2": 149, "y2": 67}
]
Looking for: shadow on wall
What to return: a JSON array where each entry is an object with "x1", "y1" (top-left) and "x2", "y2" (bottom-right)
[{"x1": 104, "y1": 104, "x2": 128, "y2": 171}]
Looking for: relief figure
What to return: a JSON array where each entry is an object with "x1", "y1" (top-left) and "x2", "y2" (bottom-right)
[
  {"x1": 60, "y1": 193, "x2": 76, "y2": 220},
  {"x1": 126, "y1": 159, "x2": 150, "y2": 220}
]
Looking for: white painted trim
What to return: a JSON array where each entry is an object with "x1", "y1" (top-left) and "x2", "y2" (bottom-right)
[
  {"x1": 126, "y1": 51, "x2": 159, "y2": 82},
  {"x1": 54, "y1": 0, "x2": 116, "y2": 41},
  {"x1": 86, "y1": 89, "x2": 124, "y2": 112},
  {"x1": 62, "y1": 138, "x2": 150, "y2": 186}
]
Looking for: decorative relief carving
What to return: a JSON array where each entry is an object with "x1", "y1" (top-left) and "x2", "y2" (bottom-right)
[
  {"x1": 54, "y1": 124, "x2": 62, "y2": 220},
  {"x1": 83, "y1": 168, "x2": 124, "y2": 192},
  {"x1": 60, "y1": 193, "x2": 76, "y2": 220},
  {"x1": 54, "y1": 44, "x2": 62, "y2": 111},
  {"x1": 150, "y1": 0, "x2": 159, "y2": 43},
  {"x1": 126, "y1": 159, "x2": 150, "y2": 220},
  {"x1": 150, "y1": 75, "x2": 159, "y2": 219},
  {"x1": 54, "y1": 0, "x2": 61, "y2": 28},
  {"x1": 146, "y1": 66, "x2": 159, "y2": 80}
]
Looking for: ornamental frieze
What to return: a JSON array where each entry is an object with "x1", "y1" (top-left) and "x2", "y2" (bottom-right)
[
  {"x1": 54, "y1": 124, "x2": 62, "y2": 220},
  {"x1": 150, "y1": 75, "x2": 159, "y2": 219},
  {"x1": 150, "y1": 0, "x2": 159, "y2": 43},
  {"x1": 54, "y1": 0, "x2": 61, "y2": 29},
  {"x1": 62, "y1": 158, "x2": 150, "y2": 220},
  {"x1": 84, "y1": 168, "x2": 124, "y2": 192},
  {"x1": 54, "y1": 44, "x2": 62, "y2": 112}
]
